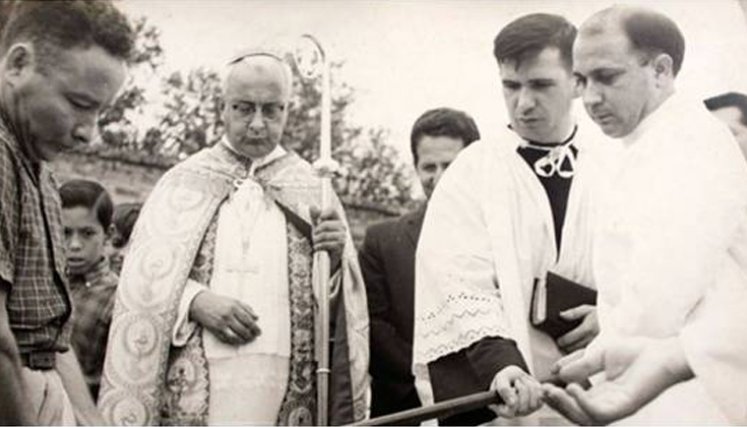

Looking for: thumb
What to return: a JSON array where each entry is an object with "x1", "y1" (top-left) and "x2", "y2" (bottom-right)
[
  {"x1": 309, "y1": 206, "x2": 321, "y2": 224},
  {"x1": 552, "y1": 348, "x2": 585, "y2": 375},
  {"x1": 557, "y1": 348, "x2": 604, "y2": 383},
  {"x1": 560, "y1": 304, "x2": 594, "y2": 320},
  {"x1": 492, "y1": 372, "x2": 517, "y2": 407}
]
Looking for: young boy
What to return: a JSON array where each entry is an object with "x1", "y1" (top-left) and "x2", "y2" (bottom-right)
[
  {"x1": 59, "y1": 179, "x2": 118, "y2": 401},
  {"x1": 109, "y1": 202, "x2": 142, "y2": 275}
]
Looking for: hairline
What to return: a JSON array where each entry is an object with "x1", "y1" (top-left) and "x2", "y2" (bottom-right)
[{"x1": 223, "y1": 53, "x2": 294, "y2": 103}]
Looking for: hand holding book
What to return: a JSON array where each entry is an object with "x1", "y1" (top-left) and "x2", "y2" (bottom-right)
[{"x1": 530, "y1": 272, "x2": 598, "y2": 353}]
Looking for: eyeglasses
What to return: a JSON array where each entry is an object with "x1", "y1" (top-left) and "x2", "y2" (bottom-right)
[{"x1": 230, "y1": 101, "x2": 286, "y2": 122}]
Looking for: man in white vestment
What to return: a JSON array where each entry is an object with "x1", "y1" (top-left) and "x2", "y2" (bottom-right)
[
  {"x1": 412, "y1": 13, "x2": 611, "y2": 425},
  {"x1": 98, "y1": 50, "x2": 369, "y2": 425},
  {"x1": 544, "y1": 6, "x2": 747, "y2": 425}
]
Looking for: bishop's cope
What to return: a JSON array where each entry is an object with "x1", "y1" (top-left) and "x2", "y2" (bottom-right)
[{"x1": 98, "y1": 49, "x2": 369, "y2": 426}]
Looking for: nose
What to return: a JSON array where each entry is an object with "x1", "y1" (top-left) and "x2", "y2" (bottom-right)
[
  {"x1": 582, "y1": 81, "x2": 603, "y2": 107},
  {"x1": 68, "y1": 233, "x2": 82, "y2": 251},
  {"x1": 517, "y1": 88, "x2": 536, "y2": 112},
  {"x1": 432, "y1": 165, "x2": 447, "y2": 186},
  {"x1": 72, "y1": 119, "x2": 96, "y2": 145},
  {"x1": 247, "y1": 110, "x2": 266, "y2": 133}
]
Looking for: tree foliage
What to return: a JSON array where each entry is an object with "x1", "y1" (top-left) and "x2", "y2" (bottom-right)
[
  {"x1": 98, "y1": 17, "x2": 164, "y2": 152},
  {"x1": 152, "y1": 68, "x2": 224, "y2": 157},
  {"x1": 94, "y1": 16, "x2": 414, "y2": 210}
]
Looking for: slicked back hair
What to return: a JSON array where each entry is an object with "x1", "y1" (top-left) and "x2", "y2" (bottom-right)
[
  {"x1": 410, "y1": 107, "x2": 481, "y2": 165},
  {"x1": 620, "y1": 8, "x2": 685, "y2": 76},
  {"x1": 1, "y1": 0, "x2": 133, "y2": 72},
  {"x1": 705, "y1": 92, "x2": 747, "y2": 126},
  {"x1": 493, "y1": 13, "x2": 577, "y2": 71},
  {"x1": 59, "y1": 179, "x2": 114, "y2": 231},
  {"x1": 582, "y1": 7, "x2": 685, "y2": 77}
]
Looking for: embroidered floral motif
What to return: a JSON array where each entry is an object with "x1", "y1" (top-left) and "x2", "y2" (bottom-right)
[
  {"x1": 276, "y1": 223, "x2": 316, "y2": 425},
  {"x1": 160, "y1": 218, "x2": 217, "y2": 425}
]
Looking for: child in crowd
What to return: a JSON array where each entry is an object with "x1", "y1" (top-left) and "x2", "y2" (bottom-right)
[
  {"x1": 109, "y1": 202, "x2": 142, "y2": 274},
  {"x1": 59, "y1": 179, "x2": 118, "y2": 401}
]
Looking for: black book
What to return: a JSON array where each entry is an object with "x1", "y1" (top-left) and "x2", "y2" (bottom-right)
[{"x1": 530, "y1": 272, "x2": 597, "y2": 339}]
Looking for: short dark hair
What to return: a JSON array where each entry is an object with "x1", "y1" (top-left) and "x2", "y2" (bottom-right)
[
  {"x1": 59, "y1": 179, "x2": 114, "y2": 230},
  {"x1": 705, "y1": 92, "x2": 747, "y2": 126},
  {"x1": 620, "y1": 9, "x2": 685, "y2": 76},
  {"x1": 1, "y1": 0, "x2": 133, "y2": 71},
  {"x1": 410, "y1": 108, "x2": 481, "y2": 165},
  {"x1": 493, "y1": 13, "x2": 577, "y2": 70},
  {"x1": 111, "y1": 202, "x2": 142, "y2": 248}
]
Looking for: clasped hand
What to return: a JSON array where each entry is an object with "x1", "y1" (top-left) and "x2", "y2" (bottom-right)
[
  {"x1": 489, "y1": 366, "x2": 543, "y2": 418},
  {"x1": 310, "y1": 206, "x2": 347, "y2": 272}
]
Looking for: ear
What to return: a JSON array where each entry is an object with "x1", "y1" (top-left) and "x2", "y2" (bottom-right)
[
  {"x1": 106, "y1": 223, "x2": 116, "y2": 240},
  {"x1": 652, "y1": 53, "x2": 674, "y2": 80},
  {"x1": 219, "y1": 98, "x2": 229, "y2": 122},
  {"x1": 571, "y1": 74, "x2": 582, "y2": 99},
  {"x1": 2, "y1": 43, "x2": 35, "y2": 84}
]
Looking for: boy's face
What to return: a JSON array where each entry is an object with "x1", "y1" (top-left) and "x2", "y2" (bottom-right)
[{"x1": 62, "y1": 206, "x2": 108, "y2": 275}]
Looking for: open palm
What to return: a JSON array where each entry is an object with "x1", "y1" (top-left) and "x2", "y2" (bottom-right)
[{"x1": 566, "y1": 380, "x2": 640, "y2": 424}]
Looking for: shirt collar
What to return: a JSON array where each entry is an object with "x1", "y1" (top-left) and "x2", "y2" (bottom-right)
[
  {"x1": 220, "y1": 136, "x2": 287, "y2": 176},
  {"x1": 0, "y1": 109, "x2": 44, "y2": 180},
  {"x1": 508, "y1": 119, "x2": 579, "y2": 148},
  {"x1": 622, "y1": 91, "x2": 679, "y2": 146},
  {"x1": 68, "y1": 257, "x2": 112, "y2": 288}
]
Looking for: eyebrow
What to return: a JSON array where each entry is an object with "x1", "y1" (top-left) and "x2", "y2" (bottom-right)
[
  {"x1": 501, "y1": 78, "x2": 556, "y2": 84},
  {"x1": 528, "y1": 78, "x2": 556, "y2": 84},
  {"x1": 587, "y1": 67, "x2": 625, "y2": 77}
]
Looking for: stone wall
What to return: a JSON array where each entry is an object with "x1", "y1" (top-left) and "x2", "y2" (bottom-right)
[{"x1": 51, "y1": 151, "x2": 403, "y2": 247}]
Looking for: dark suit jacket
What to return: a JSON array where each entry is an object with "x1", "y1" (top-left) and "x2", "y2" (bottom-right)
[{"x1": 359, "y1": 205, "x2": 425, "y2": 417}]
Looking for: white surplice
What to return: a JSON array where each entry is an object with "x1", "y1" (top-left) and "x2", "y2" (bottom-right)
[
  {"x1": 172, "y1": 141, "x2": 293, "y2": 425},
  {"x1": 592, "y1": 92, "x2": 747, "y2": 424},
  {"x1": 413, "y1": 123, "x2": 612, "y2": 423}
]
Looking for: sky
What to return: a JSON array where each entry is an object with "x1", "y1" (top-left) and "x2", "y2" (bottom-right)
[{"x1": 120, "y1": 0, "x2": 747, "y2": 166}]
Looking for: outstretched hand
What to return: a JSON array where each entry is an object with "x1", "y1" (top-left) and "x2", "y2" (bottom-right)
[
  {"x1": 544, "y1": 337, "x2": 693, "y2": 425},
  {"x1": 542, "y1": 379, "x2": 641, "y2": 425},
  {"x1": 551, "y1": 337, "x2": 649, "y2": 385}
]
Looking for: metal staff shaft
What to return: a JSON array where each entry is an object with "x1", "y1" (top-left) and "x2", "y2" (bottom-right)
[
  {"x1": 314, "y1": 37, "x2": 333, "y2": 427},
  {"x1": 316, "y1": 176, "x2": 332, "y2": 426},
  {"x1": 352, "y1": 390, "x2": 503, "y2": 426}
]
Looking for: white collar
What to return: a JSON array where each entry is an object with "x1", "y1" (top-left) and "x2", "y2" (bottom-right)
[
  {"x1": 622, "y1": 91, "x2": 679, "y2": 146},
  {"x1": 221, "y1": 136, "x2": 287, "y2": 175}
]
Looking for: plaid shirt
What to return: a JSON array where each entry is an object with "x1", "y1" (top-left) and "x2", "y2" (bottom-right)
[
  {"x1": 69, "y1": 257, "x2": 118, "y2": 398},
  {"x1": 0, "y1": 114, "x2": 72, "y2": 353}
]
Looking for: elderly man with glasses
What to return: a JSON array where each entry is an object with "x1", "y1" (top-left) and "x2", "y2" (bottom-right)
[{"x1": 98, "y1": 49, "x2": 369, "y2": 426}]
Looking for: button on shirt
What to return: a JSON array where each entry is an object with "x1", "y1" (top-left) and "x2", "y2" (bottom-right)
[{"x1": 0, "y1": 114, "x2": 72, "y2": 353}]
